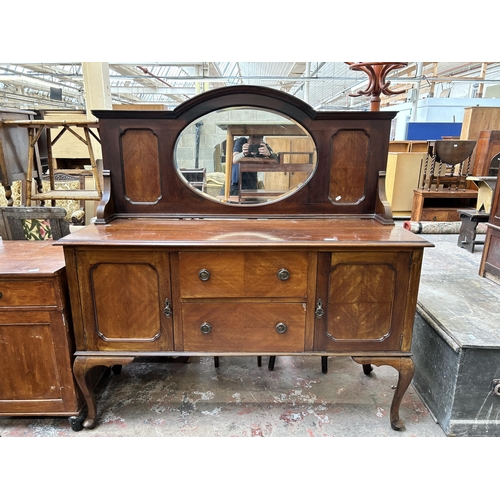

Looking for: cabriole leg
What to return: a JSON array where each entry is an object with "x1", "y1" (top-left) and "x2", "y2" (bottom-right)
[
  {"x1": 352, "y1": 356, "x2": 415, "y2": 431},
  {"x1": 73, "y1": 355, "x2": 135, "y2": 430}
]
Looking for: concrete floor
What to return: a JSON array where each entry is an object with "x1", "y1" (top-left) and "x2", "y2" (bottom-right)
[
  {"x1": 0, "y1": 222, "x2": 462, "y2": 438},
  {"x1": 0, "y1": 354, "x2": 445, "y2": 437}
]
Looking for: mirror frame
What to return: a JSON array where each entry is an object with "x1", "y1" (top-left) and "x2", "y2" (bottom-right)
[{"x1": 93, "y1": 85, "x2": 397, "y2": 223}]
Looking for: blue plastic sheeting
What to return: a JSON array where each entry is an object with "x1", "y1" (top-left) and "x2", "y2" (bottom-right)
[{"x1": 407, "y1": 122, "x2": 463, "y2": 140}]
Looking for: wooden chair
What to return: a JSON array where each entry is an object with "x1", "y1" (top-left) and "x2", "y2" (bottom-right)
[{"x1": 0, "y1": 206, "x2": 70, "y2": 241}]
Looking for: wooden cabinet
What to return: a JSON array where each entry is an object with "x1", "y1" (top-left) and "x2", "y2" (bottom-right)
[
  {"x1": 411, "y1": 188, "x2": 478, "y2": 222},
  {"x1": 460, "y1": 107, "x2": 500, "y2": 171},
  {"x1": 385, "y1": 152, "x2": 426, "y2": 216},
  {"x1": 0, "y1": 241, "x2": 85, "y2": 425},
  {"x1": 58, "y1": 85, "x2": 432, "y2": 431},
  {"x1": 473, "y1": 130, "x2": 500, "y2": 177},
  {"x1": 480, "y1": 171, "x2": 500, "y2": 285},
  {"x1": 388, "y1": 141, "x2": 428, "y2": 153}
]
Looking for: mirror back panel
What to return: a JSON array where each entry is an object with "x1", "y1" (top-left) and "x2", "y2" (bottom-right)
[{"x1": 93, "y1": 85, "x2": 396, "y2": 221}]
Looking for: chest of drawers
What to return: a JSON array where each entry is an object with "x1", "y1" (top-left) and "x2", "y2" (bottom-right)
[{"x1": 0, "y1": 241, "x2": 85, "y2": 426}]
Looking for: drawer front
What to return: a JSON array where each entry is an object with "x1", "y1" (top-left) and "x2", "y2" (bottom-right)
[
  {"x1": 178, "y1": 251, "x2": 309, "y2": 298},
  {"x1": 181, "y1": 302, "x2": 306, "y2": 352},
  {"x1": 0, "y1": 280, "x2": 56, "y2": 308},
  {"x1": 421, "y1": 209, "x2": 461, "y2": 222}
]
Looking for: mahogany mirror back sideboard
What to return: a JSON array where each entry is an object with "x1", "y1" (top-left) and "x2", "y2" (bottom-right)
[{"x1": 56, "y1": 85, "x2": 433, "y2": 430}]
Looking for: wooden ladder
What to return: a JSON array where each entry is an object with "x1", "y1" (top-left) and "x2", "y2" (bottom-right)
[{"x1": 3, "y1": 119, "x2": 102, "y2": 206}]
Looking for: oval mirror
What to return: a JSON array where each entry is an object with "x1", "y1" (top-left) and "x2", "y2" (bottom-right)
[{"x1": 174, "y1": 107, "x2": 317, "y2": 205}]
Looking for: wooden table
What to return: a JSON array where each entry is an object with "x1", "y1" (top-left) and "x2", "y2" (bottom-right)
[{"x1": 237, "y1": 157, "x2": 314, "y2": 201}]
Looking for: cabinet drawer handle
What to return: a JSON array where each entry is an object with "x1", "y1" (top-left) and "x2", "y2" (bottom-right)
[
  {"x1": 199, "y1": 269, "x2": 211, "y2": 281},
  {"x1": 163, "y1": 298, "x2": 172, "y2": 318},
  {"x1": 277, "y1": 268, "x2": 290, "y2": 281},
  {"x1": 275, "y1": 322, "x2": 287, "y2": 334},
  {"x1": 0, "y1": 292, "x2": 3, "y2": 299},
  {"x1": 200, "y1": 322, "x2": 212, "y2": 334},
  {"x1": 315, "y1": 299, "x2": 324, "y2": 318}
]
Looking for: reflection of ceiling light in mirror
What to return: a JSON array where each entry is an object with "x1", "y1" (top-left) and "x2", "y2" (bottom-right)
[{"x1": 208, "y1": 232, "x2": 283, "y2": 241}]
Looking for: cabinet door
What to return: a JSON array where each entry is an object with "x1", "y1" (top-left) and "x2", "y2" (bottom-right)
[
  {"x1": 0, "y1": 310, "x2": 79, "y2": 414},
  {"x1": 76, "y1": 249, "x2": 173, "y2": 352},
  {"x1": 314, "y1": 251, "x2": 415, "y2": 352}
]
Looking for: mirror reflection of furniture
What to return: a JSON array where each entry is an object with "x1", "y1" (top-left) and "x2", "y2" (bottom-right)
[
  {"x1": 236, "y1": 156, "x2": 314, "y2": 203},
  {"x1": 0, "y1": 206, "x2": 70, "y2": 240},
  {"x1": 180, "y1": 168, "x2": 206, "y2": 192},
  {"x1": 214, "y1": 120, "x2": 316, "y2": 203}
]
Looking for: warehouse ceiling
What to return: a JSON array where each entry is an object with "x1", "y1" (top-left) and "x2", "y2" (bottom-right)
[{"x1": 1, "y1": 62, "x2": 499, "y2": 112}]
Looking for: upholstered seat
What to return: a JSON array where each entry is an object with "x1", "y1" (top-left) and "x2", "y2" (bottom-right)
[{"x1": 0, "y1": 206, "x2": 70, "y2": 241}]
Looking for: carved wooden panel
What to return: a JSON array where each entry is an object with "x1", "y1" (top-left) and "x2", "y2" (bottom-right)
[
  {"x1": 329, "y1": 130, "x2": 369, "y2": 205},
  {"x1": 314, "y1": 251, "x2": 411, "y2": 352},
  {"x1": 121, "y1": 129, "x2": 162, "y2": 204},
  {"x1": 77, "y1": 249, "x2": 173, "y2": 351},
  {"x1": 327, "y1": 260, "x2": 394, "y2": 341}
]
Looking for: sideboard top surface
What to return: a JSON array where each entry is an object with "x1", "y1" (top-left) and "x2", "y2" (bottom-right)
[
  {"x1": 0, "y1": 240, "x2": 65, "y2": 275},
  {"x1": 58, "y1": 218, "x2": 432, "y2": 249}
]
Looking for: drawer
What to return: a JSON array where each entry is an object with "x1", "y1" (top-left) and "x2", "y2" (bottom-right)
[
  {"x1": 421, "y1": 209, "x2": 461, "y2": 222},
  {"x1": 0, "y1": 280, "x2": 57, "y2": 308},
  {"x1": 181, "y1": 302, "x2": 306, "y2": 352},
  {"x1": 178, "y1": 251, "x2": 309, "y2": 298}
]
